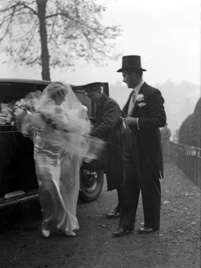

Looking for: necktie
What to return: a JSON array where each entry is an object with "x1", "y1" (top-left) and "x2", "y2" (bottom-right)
[
  {"x1": 127, "y1": 91, "x2": 136, "y2": 116},
  {"x1": 132, "y1": 92, "x2": 136, "y2": 106}
]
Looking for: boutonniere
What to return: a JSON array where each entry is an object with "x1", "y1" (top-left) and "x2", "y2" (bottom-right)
[{"x1": 136, "y1": 94, "x2": 147, "y2": 107}]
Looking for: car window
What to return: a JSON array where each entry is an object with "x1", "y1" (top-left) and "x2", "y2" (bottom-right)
[{"x1": 0, "y1": 81, "x2": 97, "y2": 126}]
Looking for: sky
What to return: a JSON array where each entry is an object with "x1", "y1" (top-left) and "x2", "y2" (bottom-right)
[{"x1": 0, "y1": 0, "x2": 200, "y2": 87}]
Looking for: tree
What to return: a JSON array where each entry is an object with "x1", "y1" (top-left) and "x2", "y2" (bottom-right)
[
  {"x1": 178, "y1": 114, "x2": 194, "y2": 146},
  {"x1": 0, "y1": 0, "x2": 121, "y2": 80},
  {"x1": 191, "y1": 97, "x2": 201, "y2": 148}
]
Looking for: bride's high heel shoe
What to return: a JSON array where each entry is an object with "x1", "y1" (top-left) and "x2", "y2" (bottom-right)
[
  {"x1": 64, "y1": 230, "x2": 76, "y2": 237},
  {"x1": 41, "y1": 222, "x2": 51, "y2": 238}
]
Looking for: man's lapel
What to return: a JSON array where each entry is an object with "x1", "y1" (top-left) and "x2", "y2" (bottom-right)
[
  {"x1": 132, "y1": 82, "x2": 147, "y2": 114},
  {"x1": 124, "y1": 83, "x2": 148, "y2": 115}
]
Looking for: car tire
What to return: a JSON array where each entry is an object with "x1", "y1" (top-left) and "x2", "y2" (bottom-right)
[{"x1": 79, "y1": 169, "x2": 104, "y2": 202}]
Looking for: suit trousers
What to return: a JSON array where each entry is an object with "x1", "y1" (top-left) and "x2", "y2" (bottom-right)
[{"x1": 119, "y1": 130, "x2": 161, "y2": 231}]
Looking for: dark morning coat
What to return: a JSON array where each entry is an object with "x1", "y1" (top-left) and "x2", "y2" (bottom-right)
[
  {"x1": 90, "y1": 93, "x2": 123, "y2": 191},
  {"x1": 123, "y1": 82, "x2": 166, "y2": 178}
]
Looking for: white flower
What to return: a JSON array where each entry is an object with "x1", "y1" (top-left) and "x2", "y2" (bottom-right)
[
  {"x1": 136, "y1": 94, "x2": 145, "y2": 102},
  {"x1": 13, "y1": 107, "x2": 25, "y2": 117},
  {"x1": 0, "y1": 107, "x2": 13, "y2": 124},
  {"x1": 138, "y1": 102, "x2": 147, "y2": 107},
  {"x1": 13, "y1": 98, "x2": 35, "y2": 119}
]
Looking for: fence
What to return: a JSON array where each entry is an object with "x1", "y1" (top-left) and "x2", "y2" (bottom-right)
[{"x1": 170, "y1": 142, "x2": 201, "y2": 189}]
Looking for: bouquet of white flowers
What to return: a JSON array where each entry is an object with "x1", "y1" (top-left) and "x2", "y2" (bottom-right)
[
  {"x1": 0, "y1": 90, "x2": 42, "y2": 129},
  {"x1": 0, "y1": 106, "x2": 13, "y2": 125}
]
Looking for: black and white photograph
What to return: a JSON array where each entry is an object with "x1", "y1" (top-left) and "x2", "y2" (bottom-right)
[{"x1": 0, "y1": 0, "x2": 200, "y2": 267}]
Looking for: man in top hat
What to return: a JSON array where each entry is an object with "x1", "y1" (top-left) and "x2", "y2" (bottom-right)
[
  {"x1": 84, "y1": 82, "x2": 124, "y2": 219},
  {"x1": 113, "y1": 55, "x2": 166, "y2": 237}
]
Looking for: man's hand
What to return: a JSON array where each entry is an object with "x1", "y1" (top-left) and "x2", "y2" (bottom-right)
[{"x1": 124, "y1": 117, "x2": 138, "y2": 128}]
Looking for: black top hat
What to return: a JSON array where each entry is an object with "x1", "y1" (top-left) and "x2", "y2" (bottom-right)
[{"x1": 117, "y1": 55, "x2": 146, "y2": 72}]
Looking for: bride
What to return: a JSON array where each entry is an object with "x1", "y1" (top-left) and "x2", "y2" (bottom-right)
[{"x1": 16, "y1": 81, "x2": 102, "y2": 238}]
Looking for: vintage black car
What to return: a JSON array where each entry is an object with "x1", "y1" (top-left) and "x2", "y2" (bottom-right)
[{"x1": 0, "y1": 79, "x2": 108, "y2": 209}]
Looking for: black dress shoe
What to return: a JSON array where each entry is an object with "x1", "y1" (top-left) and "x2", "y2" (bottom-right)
[
  {"x1": 106, "y1": 210, "x2": 120, "y2": 219},
  {"x1": 112, "y1": 227, "x2": 133, "y2": 237},
  {"x1": 137, "y1": 227, "x2": 159, "y2": 234}
]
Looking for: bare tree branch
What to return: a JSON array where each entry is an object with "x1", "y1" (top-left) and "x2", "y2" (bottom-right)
[
  {"x1": 0, "y1": 2, "x2": 38, "y2": 16},
  {"x1": 0, "y1": 0, "x2": 121, "y2": 80}
]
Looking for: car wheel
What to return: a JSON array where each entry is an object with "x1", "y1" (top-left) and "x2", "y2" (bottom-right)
[{"x1": 79, "y1": 169, "x2": 104, "y2": 202}]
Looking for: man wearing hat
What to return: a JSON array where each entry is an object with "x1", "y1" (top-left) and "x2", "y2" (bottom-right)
[
  {"x1": 113, "y1": 55, "x2": 166, "y2": 237},
  {"x1": 84, "y1": 82, "x2": 124, "y2": 219}
]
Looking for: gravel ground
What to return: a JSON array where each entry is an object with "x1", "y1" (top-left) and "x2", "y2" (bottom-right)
[{"x1": 0, "y1": 162, "x2": 200, "y2": 268}]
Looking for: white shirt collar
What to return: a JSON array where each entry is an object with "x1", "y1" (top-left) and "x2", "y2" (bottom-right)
[{"x1": 133, "y1": 80, "x2": 144, "y2": 95}]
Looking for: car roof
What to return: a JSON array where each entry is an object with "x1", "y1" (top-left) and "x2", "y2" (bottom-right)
[
  {"x1": 0, "y1": 78, "x2": 107, "y2": 86},
  {"x1": 0, "y1": 78, "x2": 109, "y2": 103},
  {"x1": 0, "y1": 78, "x2": 51, "y2": 85}
]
